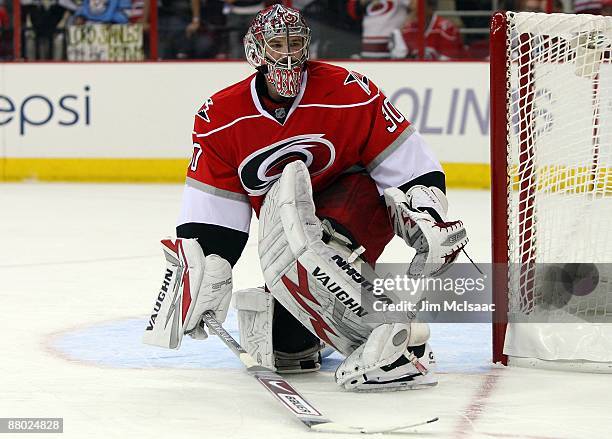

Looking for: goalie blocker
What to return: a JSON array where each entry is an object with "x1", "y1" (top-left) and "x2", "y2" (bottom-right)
[
  {"x1": 143, "y1": 238, "x2": 233, "y2": 349},
  {"x1": 142, "y1": 238, "x2": 324, "y2": 373}
]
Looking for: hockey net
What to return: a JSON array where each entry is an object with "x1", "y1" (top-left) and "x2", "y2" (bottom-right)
[{"x1": 490, "y1": 11, "x2": 612, "y2": 371}]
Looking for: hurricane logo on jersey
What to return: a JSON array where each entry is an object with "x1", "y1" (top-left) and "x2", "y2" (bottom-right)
[
  {"x1": 239, "y1": 134, "x2": 336, "y2": 195},
  {"x1": 366, "y1": 0, "x2": 395, "y2": 17}
]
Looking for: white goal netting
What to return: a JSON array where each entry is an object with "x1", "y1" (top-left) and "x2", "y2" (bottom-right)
[{"x1": 500, "y1": 12, "x2": 612, "y2": 368}]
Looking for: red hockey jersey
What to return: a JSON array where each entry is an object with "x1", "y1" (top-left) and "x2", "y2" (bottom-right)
[
  {"x1": 178, "y1": 61, "x2": 442, "y2": 240},
  {"x1": 402, "y1": 15, "x2": 465, "y2": 60}
]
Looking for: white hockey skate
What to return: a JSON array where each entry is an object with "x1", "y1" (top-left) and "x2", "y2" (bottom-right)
[
  {"x1": 349, "y1": 343, "x2": 438, "y2": 392},
  {"x1": 335, "y1": 323, "x2": 438, "y2": 392}
]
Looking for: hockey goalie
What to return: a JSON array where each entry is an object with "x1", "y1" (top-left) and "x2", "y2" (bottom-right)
[{"x1": 143, "y1": 4, "x2": 468, "y2": 392}]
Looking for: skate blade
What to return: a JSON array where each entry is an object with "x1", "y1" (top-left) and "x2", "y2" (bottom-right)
[{"x1": 351, "y1": 377, "x2": 438, "y2": 392}]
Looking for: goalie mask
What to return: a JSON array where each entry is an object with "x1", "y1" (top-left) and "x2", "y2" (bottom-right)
[{"x1": 244, "y1": 5, "x2": 311, "y2": 98}]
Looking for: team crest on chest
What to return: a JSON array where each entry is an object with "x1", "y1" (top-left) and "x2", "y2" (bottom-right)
[
  {"x1": 238, "y1": 134, "x2": 336, "y2": 195},
  {"x1": 344, "y1": 71, "x2": 371, "y2": 96}
]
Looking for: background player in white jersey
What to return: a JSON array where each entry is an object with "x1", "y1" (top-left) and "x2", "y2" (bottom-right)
[
  {"x1": 144, "y1": 4, "x2": 468, "y2": 392},
  {"x1": 347, "y1": 0, "x2": 410, "y2": 58}
]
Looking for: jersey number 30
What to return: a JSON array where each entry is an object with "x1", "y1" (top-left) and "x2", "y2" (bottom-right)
[{"x1": 382, "y1": 98, "x2": 405, "y2": 133}]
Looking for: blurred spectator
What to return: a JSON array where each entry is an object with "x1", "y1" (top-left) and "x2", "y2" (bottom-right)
[
  {"x1": 574, "y1": 0, "x2": 601, "y2": 13},
  {"x1": 286, "y1": 0, "x2": 360, "y2": 58},
  {"x1": 200, "y1": 0, "x2": 227, "y2": 56},
  {"x1": 291, "y1": 0, "x2": 321, "y2": 57},
  {"x1": 0, "y1": 0, "x2": 8, "y2": 29},
  {"x1": 602, "y1": 0, "x2": 612, "y2": 14},
  {"x1": 454, "y1": 0, "x2": 488, "y2": 45},
  {"x1": 74, "y1": 0, "x2": 131, "y2": 23},
  {"x1": 514, "y1": 0, "x2": 545, "y2": 11},
  {"x1": 67, "y1": 0, "x2": 148, "y2": 60},
  {"x1": 0, "y1": 0, "x2": 9, "y2": 59},
  {"x1": 504, "y1": 0, "x2": 564, "y2": 12},
  {"x1": 392, "y1": 0, "x2": 464, "y2": 59},
  {"x1": 347, "y1": 0, "x2": 409, "y2": 58},
  {"x1": 22, "y1": 0, "x2": 77, "y2": 59},
  {"x1": 143, "y1": 0, "x2": 222, "y2": 59},
  {"x1": 224, "y1": 0, "x2": 264, "y2": 58},
  {"x1": 126, "y1": 0, "x2": 145, "y2": 21}
]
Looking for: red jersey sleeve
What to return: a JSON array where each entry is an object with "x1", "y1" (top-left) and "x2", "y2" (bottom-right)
[
  {"x1": 177, "y1": 110, "x2": 252, "y2": 234},
  {"x1": 355, "y1": 80, "x2": 442, "y2": 192},
  {"x1": 359, "y1": 84, "x2": 412, "y2": 168},
  {"x1": 188, "y1": 109, "x2": 246, "y2": 197},
  {"x1": 188, "y1": 135, "x2": 244, "y2": 195}
]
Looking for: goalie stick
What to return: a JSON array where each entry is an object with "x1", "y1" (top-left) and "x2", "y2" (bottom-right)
[{"x1": 201, "y1": 312, "x2": 439, "y2": 434}]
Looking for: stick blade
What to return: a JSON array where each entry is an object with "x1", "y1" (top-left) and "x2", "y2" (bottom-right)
[{"x1": 310, "y1": 417, "x2": 439, "y2": 435}]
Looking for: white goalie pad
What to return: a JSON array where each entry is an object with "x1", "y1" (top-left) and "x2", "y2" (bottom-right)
[
  {"x1": 258, "y1": 161, "x2": 381, "y2": 356},
  {"x1": 143, "y1": 238, "x2": 232, "y2": 349}
]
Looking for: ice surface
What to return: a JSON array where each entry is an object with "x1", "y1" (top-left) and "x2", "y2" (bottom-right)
[{"x1": 1, "y1": 184, "x2": 611, "y2": 438}]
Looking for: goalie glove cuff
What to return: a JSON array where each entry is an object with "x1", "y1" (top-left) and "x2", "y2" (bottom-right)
[
  {"x1": 384, "y1": 186, "x2": 468, "y2": 277},
  {"x1": 406, "y1": 185, "x2": 448, "y2": 223}
]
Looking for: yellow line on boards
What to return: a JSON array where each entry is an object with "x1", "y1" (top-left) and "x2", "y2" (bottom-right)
[
  {"x1": 442, "y1": 163, "x2": 490, "y2": 189},
  {"x1": 1, "y1": 158, "x2": 190, "y2": 183},
  {"x1": 0, "y1": 158, "x2": 491, "y2": 188}
]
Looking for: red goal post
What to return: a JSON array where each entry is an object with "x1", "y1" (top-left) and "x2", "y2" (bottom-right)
[{"x1": 490, "y1": 11, "x2": 510, "y2": 366}]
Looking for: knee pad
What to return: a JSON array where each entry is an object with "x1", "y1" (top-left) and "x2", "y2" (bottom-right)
[{"x1": 235, "y1": 287, "x2": 274, "y2": 369}]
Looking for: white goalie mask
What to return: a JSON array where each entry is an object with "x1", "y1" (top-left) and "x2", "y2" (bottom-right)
[{"x1": 244, "y1": 5, "x2": 311, "y2": 98}]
